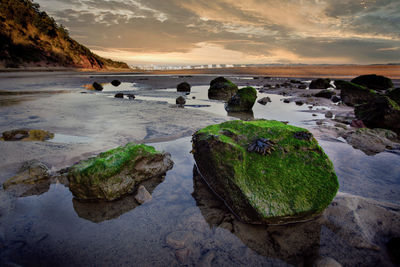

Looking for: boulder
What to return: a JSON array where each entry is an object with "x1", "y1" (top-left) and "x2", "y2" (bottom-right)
[
  {"x1": 336, "y1": 80, "x2": 378, "y2": 106},
  {"x1": 309, "y1": 78, "x2": 331, "y2": 89},
  {"x1": 111, "y1": 80, "x2": 121, "y2": 87},
  {"x1": 355, "y1": 96, "x2": 400, "y2": 134},
  {"x1": 176, "y1": 96, "x2": 186, "y2": 106},
  {"x1": 331, "y1": 95, "x2": 340, "y2": 103},
  {"x1": 67, "y1": 143, "x2": 173, "y2": 201},
  {"x1": 135, "y1": 185, "x2": 152, "y2": 204},
  {"x1": 315, "y1": 90, "x2": 335, "y2": 99},
  {"x1": 2, "y1": 129, "x2": 54, "y2": 141},
  {"x1": 208, "y1": 77, "x2": 238, "y2": 100},
  {"x1": 387, "y1": 88, "x2": 400, "y2": 105},
  {"x1": 258, "y1": 97, "x2": 271, "y2": 105},
  {"x1": 177, "y1": 82, "x2": 191, "y2": 92},
  {"x1": 92, "y1": 82, "x2": 103, "y2": 91},
  {"x1": 3, "y1": 160, "x2": 50, "y2": 189},
  {"x1": 114, "y1": 93, "x2": 124, "y2": 98},
  {"x1": 225, "y1": 87, "x2": 257, "y2": 112},
  {"x1": 192, "y1": 120, "x2": 339, "y2": 224},
  {"x1": 351, "y1": 74, "x2": 393, "y2": 91},
  {"x1": 298, "y1": 84, "x2": 307, "y2": 89}
]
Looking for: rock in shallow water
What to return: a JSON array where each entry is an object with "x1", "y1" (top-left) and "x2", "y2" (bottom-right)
[
  {"x1": 225, "y1": 86, "x2": 257, "y2": 112},
  {"x1": 192, "y1": 120, "x2": 339, "y2": 224},
  {"x1": 208, "y1": 77, "x2": 238, "y2": 100},
  {"x1": 3, "y1": 160, "x2": 50, "y2": 189}
]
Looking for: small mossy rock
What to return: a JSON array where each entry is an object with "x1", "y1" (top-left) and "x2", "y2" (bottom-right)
[
  {"x1": 68, "y1": 143, "x2": 173, "y2": 201},
  {"x1": 208, "y1": 77, "x2": 238, "y2": 100},
  {"x1": 111, "y1": 80, "x2": 121, "y2": 87},
  {"x1": 3, "y1": 160, "x2": 50, "y2": 189},
  {"x1": 336, "y1": 80, "x2": 377, "y2": 106},
  {"x1": 387, "y1": 88, "x2": 400, "y2": 106},
  {"x1": 355, "y1": 96, "x2": 400, "y2": 134},
  {"x1": 92, "y1": 82, "x2": 103, "y2": 91},
  {"x1": 351, "y1": 74, "x2": 393, "y2": 91},
  {"x1": 309, "y1": 78, "x2": 331, "y2": 89},
  {"x1": 177, "y1": 82, "x2": 191, "y2": 92},
  {"x1": 2, "y1": 129, "x2": 54, "y2": 141},
  {"x1": 226, "y1": 86, "x2": 257, "y2": 112},
  {"x1": 176, "y1": 96, "x2": 186, "y2": 106},
  {"x1": 314, "y1": 90, "x2": 335, "y2": 99},
  {"x1": 192, "y1": 120, "x2": 339, "y2": 224}
]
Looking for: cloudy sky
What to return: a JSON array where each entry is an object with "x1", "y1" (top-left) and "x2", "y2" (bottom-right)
[{"x1": 35, "y1": 0, "x2": 400, "y2": 66}]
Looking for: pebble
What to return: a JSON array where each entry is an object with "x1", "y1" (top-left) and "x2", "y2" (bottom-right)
[{"x1": 134, "y1": 185, "x2": 152, "y2": 204}]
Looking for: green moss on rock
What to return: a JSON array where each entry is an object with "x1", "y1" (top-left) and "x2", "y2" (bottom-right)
[
  {"x1": 226, "y1": 86, "x2": 257, "y2": 112},
  {"x1": 387, "y1": 88, "x2": 400, "y2": 106},
  {"x1": 351, "y1": 74, "x2": 393, "y2": 91},
  {"x1": 192, "y1": 120, "x2": 339, "y2": 224},
  {"x1": 208, "y1": 77, "x2": 239, "y2": 100},
  {"x1": 336, "y1": 80, "x2": 378, "y2": 106}
]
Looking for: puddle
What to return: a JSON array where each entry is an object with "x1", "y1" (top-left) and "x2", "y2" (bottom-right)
[{"x1": 48, "y1": 134, "x2": 93, "y2": 144}]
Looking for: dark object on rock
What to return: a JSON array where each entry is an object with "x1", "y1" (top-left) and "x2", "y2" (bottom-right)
[
  {"x1": 111, "y1": 80, "x2": 121, "y2": 87},
  {"x1": 294, "y1": 131, "x2": 313, "y2": 141},
  {"x1": 315, "y1": 89, "x2": 335, "y2": 99},
  {"x1": 2, "y1": 129, "x2": 54, "y2": 141},
  {"x1": 3, "y1": 160, "x2": 50, "y2": 189},
  {"x1": 177, "y1": 82, "x2": 191, "y2": 92},
  {"x1": 309, "y1": 78, "x2": 331, "y2": 89},
  {"x1": 283, "y1": 99, "x2": 290, "y2": 103},
  {"x1": 257, "y1": 97, "x2": 271, "y2": 105},
  {"x1": 295, "y1": 100, "x2": 304, "y2": 106},
  {"x1": 387, "y1": 88, "x2": 400, "y2": 105},
  {"x1": 351, "y1": 74, "x2": 393, "y2": 91},
  {"x1": 225, "y1": 86, "x2": 257, "y2": 112},
  {"x1": 387, "y1": 237, "x2": 400, "y2": 265},
  {"x1": 331, "y1": 95, "x2": 340, "y2": 103},
  {"x1": 247, "y1": 138, "x2": 276, "y2": 155},
  {"x1": 114, "y1": 93, "x2": 124, "y2": 98},
  {"x1": 92, "y1": 82, "x2": 103, "y2": 91},
  {"x1": 336, "y1": 80, "x2": 377, "y2": 106},
  {"x1": 350, "y1": 119, "x2": 366, "y2": 128},
  {"x1": 298, "y1": 84, "x2": 307, "y2": 89},
  {"x1": 192, "y1": 120, "x2": 338, "y2": 224},
  {"x1": 325, "y1": 111, "x2": 333, "y2": 118},
  {"x1": 208, "y1": 77, "x2": 238, "y2": 100},
  {"x1": 68, "y1": 143, "x2": 174, "y2": 201},
  {"x1": 176, "y1": 96, "x2": 186, "y2": 106},
  {"x1": 355, "y1": 96, "x2": 400, "y2": 134},
  {"x1": 126, "y1": 94, "x2": 135, "y2": 100}
]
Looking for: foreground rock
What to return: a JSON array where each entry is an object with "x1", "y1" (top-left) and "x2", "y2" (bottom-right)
[
  {"x1": 208, "y1": 77, "x2": 238, "y2": 100},
  {"x1": 309, "y1": 78, "x2": 331, "y2": 89},
  {"x1": 1, "y1": 129, "x2": 54, "y2": 141},
  {"x1": 92, "y1": 82, "x2": 103, "y2": 91},
  {"x1": 192, "y1": 120, "x2": 339, "y2": 224},
  {"x1": 225, "y1": 86, "x2": 257, "y2": 112},
  {"x1": 387, "y1": 88, "x2": 400, "y2": 105},
  {"x1": 336, "y1": 80, "x2": 378, "y2": 106},
  {"x1": 3, "y1": 160, "x2": 50, "y2": 189},
  {"x1": 177, "y1": 82, "x2": 191, "y2": 92},
  {"x1": 68, "y1": 143, "x2": 173, "y2": 201},
  {"x1": 355, "y1": 96, "x2": 400, "y2": 134},
  {"x1": 351, "y1": 74, "x2": 393, "y2": 91}
]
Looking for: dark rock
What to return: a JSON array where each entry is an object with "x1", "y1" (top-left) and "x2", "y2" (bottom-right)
[
  {"x1": 126, "y1": 94, "x2": 135, "y2": 100},
  {"x1": 355, "y1": 96, "x2": 400, "y2": 134},
  {"x1": 309, "y1": 78, "x2": 331, "y2": 89},
  {"x1": 177, "y1": 82, "x2": 191, "y2": 92},
  {"x1": 325, "y1": 111, "x2": 333, "y2": 118},
  {"x1": 225, "y1": 86, "x2": 257, "y2": 112},
  {"x1": 176, "y1": 96, "x2": 186, "y2": 106},
  {"x1": 208, "y1": 77, "x2": 238, "y2": 100},
  {"x1": 334, "y1": 114, "x2": 354, "y2": 125},
  {"x1": 275, "y1": 84, "x2": 281, "y2": 88},
  {"x1": 257, "y1": 97, "x2": 271, "y2": 105},
  {"x1": 351, "y1": 74, "x2": 393, "y2": 91},
  {"x1": 111, "y1": 80, "x2": 121, "y2": 87},
  {"x1": 3, "y1": 160, "x2": 50, "y2": 189},
  {"x1": 295, "y1": 100, "x2": 304, "y2": 106},
  {"x1": 281, "y1": 82, "x2": 291, "y2": 87},
  {"x1": 298, "y1": 84, "x2": 307, "y2": 89},
  {"x1": 387, "y1": 88, "x2": 400, "y2": 105},
  {"x1": 92, "y1": 82, "x2": 103, "y2": 91},
  {"x1": 350, "y1": 119, "x2": 366, "y2": 128},
  {"x1": 114, "y1": 93, "x2": 124, "y2": 98},
  {"x1": 336, "y1": 80, "x2": 378, "y2": 106},
  {"x1": 315, "y1": 89, "x2": 335, "y2": 99},
  {"x1": 387, "y1": 237, "x2": 400, "y2": 265},
  {"x1": 290, "y1": 79, "x2": 302, "y2": 84},
  {"x1": 283, "y1": 99, "x2": 290, "y2": 103},
  {"x1": 2, "y1": 129, "x2": 54, "y2": 141},
  {"x1": 331, "y1": 95, "x2": 340, "y2": 103}
]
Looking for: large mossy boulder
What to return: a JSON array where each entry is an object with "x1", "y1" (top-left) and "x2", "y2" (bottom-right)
[
  {"x1": 192, "y1": 120, "x2": 339, "y2": 224},
  {"x1": 225, "y1": 86, "x2": 257, "y2": 112},
  {"x1": 208, "y1": 77, "x2": 238, "y2": 100},
  {"x1": 355, "y1": 96, "x2": 400, "y2": 134},
  {"x1": 387, "y1": 88, "x2": 400, "y2": 106},
  {"x1": 336, "y1": 80, "x2": 378, "y2": 106},
  {"x1": 177, "y1": 82, "x2": 191, "y2": 92},
  {"x1": 351, "y1": 74, "x2": 393, "y2": 91},
  {"x1": 68, "y1": 143, "x2": 173, "y2": 201},
  {"x1": 309, "y1": 78, "x2": 331, "y2": 89}
]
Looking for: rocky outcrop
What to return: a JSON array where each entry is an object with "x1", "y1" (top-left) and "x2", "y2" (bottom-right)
[
  {"x1": 309, "y1": 78, "x2": 331, "y2": 89},
  {"x1": 177, "y1": 82, "x2": 191, "y2": 92},
  {"x1": 387, "y1": 88, "x2": 400, "y2": 105},
  {"x1": 2, "y1": 129, "x2": 54, "y2": 141},
  {"x1": 68, "y1": 143, "x2": 173, "y2": 201},
  {"x1": 192, "y1": 120, "x2": 339, "y2": 224},
  {"x1": 336, "y1": 80, "x2": 377, "y2": 106},
  {"x1": 225, "y1": 86, "x2": 257, "y2": 112},
  {"x1": 208, "y1": 77, "x2": 238, "y2": 100},
  {"x1": 351, "y1": 74, "x2": 393, "y2": 91},
  {"x1": 314, "y1": 89, "x2": 335, "y2": 99},
  {"x1": 3, "y1": 160, "x2": 50, "y2": 189}
]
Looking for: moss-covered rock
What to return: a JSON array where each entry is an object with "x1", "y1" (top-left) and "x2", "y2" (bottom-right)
[
  {"x1": 68, "y1": 143, "x2": 173, "y2": 201},
  {"x1": 355, "y1": 96, "x2": 400, "y2": 134},
  {"x1": 225, "y1": 86, "x2": 257, "y2": 112},
  {"x1": 177, "y1": 82, "x2": 191, "y2": 92},
  {"x1": 192, "y1": 120, "x2": 339, "y2": 224},
  {"x1": 351, "y1": 74, "x2": 393, "y2": 91},
  {"x1": 387, "y1": 88, "x2": 400, "y2": 106},
  {"x1": 208, "y1": 77, "x2": 238, "y2": 100},
  {"x1": 1, "y1": 129, "x2": 54, "y2": 141},
  {"x1": 336, "y1": 80, "x2": 378, "y2": 106},
  {"x1": 309, "y1": 78, "x2": 331, "y2": 89},
  {"x1": 314, "y1": 89, "x2": 335, "y2": 99}
]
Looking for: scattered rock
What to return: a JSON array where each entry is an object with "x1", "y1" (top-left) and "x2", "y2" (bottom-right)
[
  {"x1": 283, "y1": 99, "x2": 290, "y2": 103},
  {"x1": 334, "y1": 114, "x2": 354, "y2": 125},
  {"x1": 114, "y1": 93, "x2": 124, "y2": 98},
  {"x1": 313, "y1": 256, "x2": 342, "y2": 267},
  {"x1": 331, "y1": 95, "x2": 340, "y2": 103},
  {"x1": 177, "y1": 82, "x2": 191, "y2": 92},
  {"x1": 295, "y1": 100, "x2": 304, "y2": 106},
  {"x1": 310, "y1": 78, "x2": 331, "y2": 89},
  {"x1": 176, "y1": 96, "x2": 186, "y2": 106},
  {"x1": 134, "y1": 185, "x2": 152, "y2": 204},
  {"x1": 298, "y1": 84, "x2": 307, "y2": 89},
  {"x1": 336, "y1": 80, "x2": 377, "y2": 106},
  {"x1": 225, "y1": 86, "x2": 257, "y2": 112},
  {"x1": 350, "y1": 119, "x2": 366, "y2": 128},
  {"x1": 192, "y1": 96, "x2": 196, "y2": 99},
  {"x1": 67, "y1": 143, "x2": 174, "y2": 201},
  {"x1": 2, "y1": 129, "x2": 54, "y2": 141},
  {"x1": 325, "y1": 111, "x2": 333, "y2": 118},
  {"x1": 111, "y1": 80, "x2": 121, "y2": 87},
  {"x1": 92, "y1": 82, "x2": 103, "y2": 91},
  {"x1": 3, "y1": 160, "x2": 50, "y2": 189},
  {"x1": 208, "y1": 77, "x2": 238, "y2": 100},
  {"x1": 351, "y1": 74, "x2": 393, "y2": 91},
  {"x1": 192, "y1": 120, "x2": 339, "y2": 224},
  {"x1": 257, "y1": 96, "x2": 271, "y2": 105},
  {"x1": 126, "y1": 94, "x2": 135, "y2": 100},
  {"x1": 315, "y1": 90, "x2": 335, "y2": 99},
  {"x1": 290, "y1": 79, "x2": 302, "y2": 84}
]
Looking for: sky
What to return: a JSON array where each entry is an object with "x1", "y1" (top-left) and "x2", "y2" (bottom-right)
[{"x1": 34, "y1": 0, "x2": 400, "y2": 66}]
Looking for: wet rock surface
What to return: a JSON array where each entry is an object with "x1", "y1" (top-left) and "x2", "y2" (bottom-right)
[
  {"x1": 3, "y1": 160, "x2": 50, "y2": 189},
  {"x1": 310, "y1": 78, "x2": 331, "y2": 89},
  {"x1": 337, "y1": 80, "x2": 378, "y2": 106},
  {"x1": 208, "y1": 77, "x2": 238, "y2": 100},
  {"x1": 225, "y1": 86, "x2": 257, "y2": 112},
  {"x1": 177, "y1": 82, "x2": 191, "y2": 92},
  {"x1": 351, "y1": 74, "x2": 394, "y2": 91}
]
